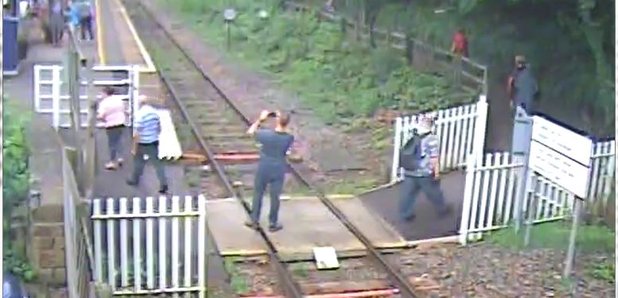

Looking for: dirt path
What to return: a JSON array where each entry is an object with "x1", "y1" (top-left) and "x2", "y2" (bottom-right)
[{"x1": 141, "y1": 0, "x2": 389, "y2": 193}]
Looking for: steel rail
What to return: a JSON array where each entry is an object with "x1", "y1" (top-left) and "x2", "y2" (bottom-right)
[
  {"x1": 136, "y1": 2, "x2": 421, "y2": 297},
  {"x1": 128, "y1": 2, "x2": 304, "y2": 297}
]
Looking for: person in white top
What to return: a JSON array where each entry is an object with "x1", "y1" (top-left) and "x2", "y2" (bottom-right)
[{"x1": 97, "y1": 87, "x2": 127, "y2": 170}]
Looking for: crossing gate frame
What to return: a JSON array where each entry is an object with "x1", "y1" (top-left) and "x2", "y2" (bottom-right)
[
  {"x1": 458, "y1": 140, "x2": 615, "y2": 244},
  {"x1": 91, "y1": 195, "x2": 208, "y2": 297},
  {"x1": 33, "y1": 64, "x2": 141, "y2": 129},
  {"x1": 391, "y1": 95, "x2": 489, "y2": 182},
  {"x1": 389, "y1": 96, "x2": 615, "y2": 244}
]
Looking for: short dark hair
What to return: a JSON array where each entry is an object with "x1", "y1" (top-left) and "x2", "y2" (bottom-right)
[
  {"x1": 102, "y1": 86, "x2": 115, "y2": 96},
  {"x1": 278, "y1": 111, "x2": 291, "y2": 127}
]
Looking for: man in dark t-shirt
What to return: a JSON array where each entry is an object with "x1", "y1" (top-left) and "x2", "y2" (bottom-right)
[
  {"x1": 245, "y1": 110, "x2": 294, "y2": 232},
  {"x1": 507, "y1": 55, "x2": 539, "y2": 114}
]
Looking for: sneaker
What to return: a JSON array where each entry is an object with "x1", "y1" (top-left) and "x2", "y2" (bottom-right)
[
  {"x1": 159, "y1": 185, "x2": 168, "y2": 194},
  {"x1": 402, "y1": 214, "x2": 416, "y2": 222},
  {"x1": 268, "y1": 223, "x2": 283, "y2": 232},
  {"x1": 117, "y1": 158, "x2": 124, "y2": 167},
  {"x1": 105, "y1": 161, "x2": 117, "y2": 170},
  {"x1": 244, "y1": 221, "x2": 258, "y2": 230}
]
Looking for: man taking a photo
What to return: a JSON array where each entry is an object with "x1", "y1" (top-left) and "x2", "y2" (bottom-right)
[{"x1": 245, "y1": 110, "x2": 294, "y2": 232}]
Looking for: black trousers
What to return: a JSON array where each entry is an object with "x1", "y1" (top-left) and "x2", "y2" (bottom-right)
[{"x1": 130, "y1": 141, "x2": 167, "y2": 187}]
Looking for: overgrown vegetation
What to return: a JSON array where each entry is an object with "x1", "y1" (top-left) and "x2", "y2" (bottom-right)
[
  {"x1": 488, "y1": 220, "x2": 615, "y2": 283},
  {"x1": 300, "y1": 0, "x2": 615, "y2": 135},
  {"x1": 3, "y1": 101, "x2": 36, "y2": 281},
  {"x1": 160, "y1": 0, "x2": 473, "y2": 125}
]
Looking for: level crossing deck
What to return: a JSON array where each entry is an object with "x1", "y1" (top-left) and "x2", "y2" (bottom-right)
[{"x1": 207, "y1": 195, "x2": 407, "y2": 261}]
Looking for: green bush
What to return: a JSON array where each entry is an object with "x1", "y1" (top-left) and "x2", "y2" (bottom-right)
[
  {"x1": 160, "y1": 0, "x2": 473, "y2": 124},
  {"x1": 3, "y1": 101, "x2": 34, "y2": 281}
]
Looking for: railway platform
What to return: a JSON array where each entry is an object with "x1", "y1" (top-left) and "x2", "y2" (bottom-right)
[
  {"x1": 90, "y1": 0, "x2": 188, "y2": 197},
  {"x1": 208, "y1": 195, "x2": 407, "y2": 261}
]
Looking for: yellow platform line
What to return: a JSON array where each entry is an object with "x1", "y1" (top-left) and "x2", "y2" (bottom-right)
[
  {"x1": 96, "y1": 0, "x2": 156, "y2": 73},
  {"x1": 114, "y1": 0, "x2": 156, "y2": 73},
  {"x1": 219, "y1": 249, "x2": 268, "y2": 257},
  {"x1": 95, "y1": 0, "x2": 106, "y2": 65}
]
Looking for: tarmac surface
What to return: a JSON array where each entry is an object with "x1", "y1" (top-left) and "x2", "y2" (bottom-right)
[{"x1": 359, "y1": 172, "x2": 465, "y2": 241}]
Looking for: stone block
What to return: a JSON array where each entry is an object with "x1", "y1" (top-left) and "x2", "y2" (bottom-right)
[
  {"x1": 53, "y1": 237, "x2": 65, "y2": 250},
  {"x1": 31, "y1": 205, "x2": 64, "y2": 223},
  {"x1": 39, "y1": 249, "x2": 65, "y2": 268},
  {"x1": 49, "y1": 287, "x2": 68, "y2": 298},
  {"x1": 51, "y1": 268, "x2": 67, "y2": 286},
  {"x1": 33, "y1": 237, "x2": 54, "y2": 250},
  {"x1": 33, "y1": 224, "x2": 64, "y2": 237},
  {"x1": 37, "y1": 268, "x2": 54, "y2": 283}
]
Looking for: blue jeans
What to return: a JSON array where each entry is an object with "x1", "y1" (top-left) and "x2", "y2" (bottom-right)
[
  {"x1": 250, "y1": 163, "x2": 286, "y2": 225},
  {"x1": 399, "y1": 175, "x2": 447, "y2": 219}
]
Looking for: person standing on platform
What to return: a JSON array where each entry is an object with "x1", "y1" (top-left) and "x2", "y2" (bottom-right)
[
  {"x1": 97, "y1": 87, "x2": 126, "y2": 170},
  {"x1": 77, "y1": 0, "x2": 94, "y2": 41},
  {"x1": 49, "y1": 0, "x2": 64, "y2": 46},
  {"x1": 126, "y1": 97, "x2": 168, "y2": 194},
  {"x1": 398, "y1": 115, "x2": 452, "y2": 222},
  {"x1": 507, "y1": 55, "x2": 538, "y2": 115},
  {"x1": 66, "y1": 1, "x2": 81, "y2": 34},
  {"x1": 245, "y1": 110, "x2": 294, "y2": 233}
]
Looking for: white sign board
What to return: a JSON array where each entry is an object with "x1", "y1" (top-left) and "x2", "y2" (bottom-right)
[
  {"x1": 313, "y1": 246, "x2": 339, "y2": 269},
  {"x1": 529, "y1": 116, "x2": 592, "y2": 198}
]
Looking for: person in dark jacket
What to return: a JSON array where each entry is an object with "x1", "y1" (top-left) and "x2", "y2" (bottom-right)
[{"x1": 507, "y1": 55, "x2": 539, "y2": 114}]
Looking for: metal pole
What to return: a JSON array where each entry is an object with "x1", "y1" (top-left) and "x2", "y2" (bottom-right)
[
  {"x1": 225, "y1": 22, "x2": 231, "y2": 50},
  {"x1": 512, "y1": 107, "x2": 533, "y2": 233},
  {"x1": 524, "y1": 175, "x2": 539, "y2": 247},
  {"x1": 66, "y1": 28, "x2": 85, "y2": 195},
  {"x1": 563, "y1": 198, "x2": 582, "y2": 278}
]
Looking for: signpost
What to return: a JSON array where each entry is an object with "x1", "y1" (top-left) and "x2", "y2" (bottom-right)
[
  {"x1": 527, "y1": 115, "x2": 593, "y2": 278},
  {"x1": 223, "y1": 8, "x2": 237, "y2": 50},
  {"x1": 511, "y1": 106, "x2": 533, "y2": 232}
]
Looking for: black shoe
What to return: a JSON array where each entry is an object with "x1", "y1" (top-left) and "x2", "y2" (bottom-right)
[
  {"x1": 438, "y1": 205, "x2": 453, "y2": 218},
  {"x1": 159, "y1": 185, "x2": 168, "y2": 194},
  {"x1": 268, "y1": 223, "x2": 283, "y2": 232},
  {"x1": 126, "y1": 179, "x2": 137, "y2": 186},
  {"x1": 244, "y1": 221, "x2": 258, "y2": 230},
  {"x1": 402, "y1": 214, "x2": 416, "y2": 222}
]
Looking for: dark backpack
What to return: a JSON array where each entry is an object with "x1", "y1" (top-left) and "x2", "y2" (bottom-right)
[{"x1": 399, "y1": 130, "x2": 429, "y2": 171}]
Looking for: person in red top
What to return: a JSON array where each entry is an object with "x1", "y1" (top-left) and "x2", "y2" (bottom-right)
[{"x1": 451, "y1": 29, "x2": 469, "y2": 58}]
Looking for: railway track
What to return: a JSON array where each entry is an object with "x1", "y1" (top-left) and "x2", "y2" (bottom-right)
[{"x1": 124, "y1": 1, "x2": 422, "y2": 297}]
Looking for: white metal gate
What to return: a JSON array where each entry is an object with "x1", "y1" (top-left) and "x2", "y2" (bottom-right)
[
  {"x1": 391, "y1": 95, "x2": 489, "y2": 182},
  {"x1": 458, "y1": 140, "x2": 616, "y2": 244},
  {"x1": 33, "y1": 64, "x2": 140, "y2": 129},
  {"x1": 91, "y1": 196, "x2": 207, "y2": 297}
]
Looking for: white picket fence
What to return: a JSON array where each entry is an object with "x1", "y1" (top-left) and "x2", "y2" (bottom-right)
[
  {"x1": 391, "y1": 95, "x2": 489, "y2": 182},
  {"x1": 459, "y1": 140, "x2": 616, "y2": 243},
  {"x1": 91, "y1": 196, "x2": 207, "y2": 297},
  {"x1": 33, "y1": 64, "x2": 140, "y2": 128}
]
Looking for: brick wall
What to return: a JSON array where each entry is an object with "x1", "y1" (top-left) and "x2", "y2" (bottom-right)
[{"x1": 29, "y1": 205, "x2": 68, "y2": 297}]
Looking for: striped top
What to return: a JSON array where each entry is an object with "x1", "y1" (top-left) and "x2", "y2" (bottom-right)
[{"x1": 135, "y1": 105, "x2": 161, "y2": 144}]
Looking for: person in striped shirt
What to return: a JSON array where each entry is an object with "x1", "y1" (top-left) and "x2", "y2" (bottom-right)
[{"x1": 126, "y1": 97, "x2": 168, "y2": 194}]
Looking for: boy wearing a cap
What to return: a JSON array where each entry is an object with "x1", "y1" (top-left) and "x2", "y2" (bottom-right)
[{"x1": 399, "y1": 115, "x2": 452, "y2": 221}]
